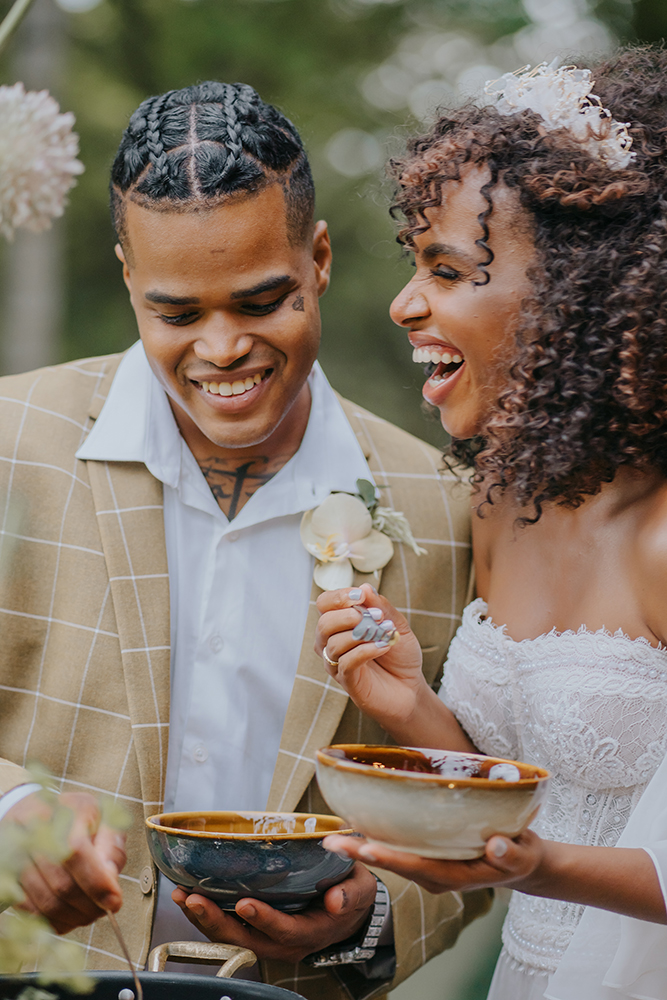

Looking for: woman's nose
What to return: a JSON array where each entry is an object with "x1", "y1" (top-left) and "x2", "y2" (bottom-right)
[{"x1": 390, "y1": 278, "x2": 430, "y2": 328}]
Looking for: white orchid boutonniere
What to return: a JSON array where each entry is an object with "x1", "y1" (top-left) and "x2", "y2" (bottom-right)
[{"x1": 300, "y1": 478, "x2": 426, "y2": 590}]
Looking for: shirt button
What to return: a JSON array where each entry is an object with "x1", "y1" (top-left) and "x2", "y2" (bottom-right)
[
  {"x1": 193, "y1": 744, "x2": 209, "y2": 763},
  {"x1": 140, "y1": 865, "x2": 154, "y2": 894},
  {"x1": 209, "y1": 634, "x2": 224, "y2": 653},
  {"x1": 228, "y1": 531, "x2": 239, "y2": 542}
]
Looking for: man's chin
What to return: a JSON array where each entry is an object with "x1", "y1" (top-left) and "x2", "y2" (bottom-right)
[{"x1": 196, "y1": 409, "x2": 289, "y2": 452}]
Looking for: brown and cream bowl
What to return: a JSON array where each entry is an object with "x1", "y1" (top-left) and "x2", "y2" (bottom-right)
[
  {"x1": 316, "y1": 745, "x2": 550, "y2": 860},
  {"x1": 146, "y1": 810, "x2": 355, "y2": 911}
]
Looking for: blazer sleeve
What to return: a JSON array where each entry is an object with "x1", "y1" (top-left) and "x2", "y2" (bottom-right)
[
  {"x1": 331, "y1": 872, "x2": 492, "y2": 999},
  {"x1": 0, "y1": 758, "x2": 33, "y2": 795}
]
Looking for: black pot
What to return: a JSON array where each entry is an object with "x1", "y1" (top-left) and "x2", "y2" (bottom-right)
[{"x1": 0, "y1": 972, "x2": 304, "y2": 1000}]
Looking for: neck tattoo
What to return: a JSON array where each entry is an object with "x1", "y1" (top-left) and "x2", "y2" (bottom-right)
[{"x1": 198, "y1": 455, "x2": 283, "y2": 519}]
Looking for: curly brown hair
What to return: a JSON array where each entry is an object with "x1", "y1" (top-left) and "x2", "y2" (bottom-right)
[{"x1": 391, "y1": 45, "x2": 667, "y2": 522}]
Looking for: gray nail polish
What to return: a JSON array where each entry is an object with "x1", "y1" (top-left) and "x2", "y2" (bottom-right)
[
  {"x1": 348, "y1": 588, "x2": 363, "y2": 602},
  {"x1": 380, "y1": 620, "x2": 395, "y2": 631},
  {"x1": 368, "y1": 607, "x2": 383, "y2": 621},
  {"x1": 375, "y1": 640, "x2": 389, "y2": 649}
]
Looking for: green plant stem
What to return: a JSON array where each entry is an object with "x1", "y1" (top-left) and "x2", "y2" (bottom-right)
[{"x1": 0, "y1": 0, "x2": 38, "y2": 58}]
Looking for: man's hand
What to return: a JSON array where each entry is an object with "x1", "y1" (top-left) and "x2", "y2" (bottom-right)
[
  {"x1": 171, "y1": 862, "x2": 377, "y2": 962},
  {"x1": 5, "y1": 790, "x2": 127, "y2": 934}
]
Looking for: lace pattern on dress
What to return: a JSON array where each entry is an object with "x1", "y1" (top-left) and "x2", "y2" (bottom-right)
[{"x1": 439, "y1": 599, "x2": 667, "y2": 973}]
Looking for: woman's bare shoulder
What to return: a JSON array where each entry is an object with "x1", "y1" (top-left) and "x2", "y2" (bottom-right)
[{"x1": 634, "y1": 481, "x2": 667, "y2": 643}]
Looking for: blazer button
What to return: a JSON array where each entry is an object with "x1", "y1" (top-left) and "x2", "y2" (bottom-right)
[{"x1": 140, "y1": 866, "x2": 154, "y2": 894}]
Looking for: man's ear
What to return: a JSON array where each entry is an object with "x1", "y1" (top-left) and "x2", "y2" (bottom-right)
[
  {"x1": 312, "y1": 221, "x2": 332, "y2": 297},
  {"x1": 115, "y1": 243, "x2": 133, "y2": 295}
]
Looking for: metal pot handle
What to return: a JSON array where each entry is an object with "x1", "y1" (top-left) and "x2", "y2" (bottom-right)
[{"x1": 147, "y1": 940, "x2": 258, "y2": 978}]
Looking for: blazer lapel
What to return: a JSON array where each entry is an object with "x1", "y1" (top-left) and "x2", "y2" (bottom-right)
[
  {"x1": 267, "y1": 399, "x2": 386, "y2": 812},
  {"x1": 84, "y1": 359, "x2": 171, "y2": 815},
  {"x1": 87, "y1": 460, "x2": 171, "y2": 815},
  {"x1": 267, "y1": 570, "x2": 384, "y2": 813}
]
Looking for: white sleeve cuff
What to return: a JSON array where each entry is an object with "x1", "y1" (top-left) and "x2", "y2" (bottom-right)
[{"x1": 0, "y1": 783, "x2": 42, "y2": 824}]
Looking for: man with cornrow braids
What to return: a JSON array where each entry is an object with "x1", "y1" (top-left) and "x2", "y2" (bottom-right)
[{"x1": 0, "y1": 82, "x2": 488, "y2": 998}]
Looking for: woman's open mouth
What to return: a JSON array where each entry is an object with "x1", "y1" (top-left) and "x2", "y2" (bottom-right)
[{"x1": 412, "y1": 346, "x2": 465, "y2": 383}]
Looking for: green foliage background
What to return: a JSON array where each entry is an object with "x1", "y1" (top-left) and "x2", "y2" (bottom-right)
[{"x1": 0, "y1": 0, "x2": 661, "y2": 445}]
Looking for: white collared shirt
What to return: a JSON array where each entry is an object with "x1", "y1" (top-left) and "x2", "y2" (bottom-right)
[{"x1": 75, "y1": 341, "x2": 373, "y2": 952}]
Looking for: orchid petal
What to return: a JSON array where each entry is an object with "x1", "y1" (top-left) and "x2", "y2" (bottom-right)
[
  {"x1": 310, "y1": 493, "x2": 372, "y2": 543},
  {"x1": 300, "y1": 509, "x2": 318, "y2": 549},
  {"x1": 349, "y1": 529, "x2": 394, "y2": 573},
  {"x1": 313, "y1": 558, "x2": 354, "y2": 590}
]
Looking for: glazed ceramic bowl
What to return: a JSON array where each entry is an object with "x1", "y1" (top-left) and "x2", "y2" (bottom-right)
[
  {"x1": 146, "y1": 810, "x2": 355, "y2": 911},
  {"x1": 316, "y1": 745, "x2": 550, "y2": 860}
]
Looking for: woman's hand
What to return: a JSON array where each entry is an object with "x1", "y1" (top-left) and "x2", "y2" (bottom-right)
[
  {"x1": 322, "y1": 830, "x2": 544, "y2": 896},
  {"x1": 323, "y1": 833, "x2": 667, "y2": 925},
  {"x1": 315, "y1": 583, "x2": 476, "y2": 750},
  {"x1": 315, "y1": 584, "x2": 427, "y2": 734}
]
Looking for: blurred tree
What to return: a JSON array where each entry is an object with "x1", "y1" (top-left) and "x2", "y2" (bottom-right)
[{"x1": 633, "y1": 0, "x2": 667, "y2": 42}]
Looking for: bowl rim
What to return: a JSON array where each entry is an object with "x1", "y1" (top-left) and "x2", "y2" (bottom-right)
[
  {"x1": 316, "y1": 744, "x2": 550, "y2": 789},
  {"x1": 145, "y1": 809, "x2": 354, "y2": 840}
]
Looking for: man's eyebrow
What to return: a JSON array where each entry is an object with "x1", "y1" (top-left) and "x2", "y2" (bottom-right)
[
  {"x1": 145, "y1": 291, "x2": 200, "y2": 305},
  {"x1": 421, "y1": 242, "x2": 478, "y2": 266},
  {"x1": 230, "y1": 275, "x2": 293, "y2": 299}
]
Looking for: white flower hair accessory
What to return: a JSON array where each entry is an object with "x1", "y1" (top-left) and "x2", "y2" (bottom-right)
[
  {"x1": 300, "y1": 478, "x2": 426, "y2": 590},
  {"x1": 0, "y1": 82, "x2": 84, "y2": 241},
  {"x1": 485, "y1": 60, "x2": 634, "y2": 171}
]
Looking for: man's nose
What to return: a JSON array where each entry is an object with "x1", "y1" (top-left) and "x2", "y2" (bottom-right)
[
  {"x1": 193, "y1": 317, "x2": 254, "y2": 369},
  {"x1": 389, "y1": 278, "x2": 430, "y2": 328}
]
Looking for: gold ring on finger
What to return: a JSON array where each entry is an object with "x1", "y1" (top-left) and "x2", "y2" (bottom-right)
[{"x1": 322, "y1": 647, "x2": 339, "y2": 668}]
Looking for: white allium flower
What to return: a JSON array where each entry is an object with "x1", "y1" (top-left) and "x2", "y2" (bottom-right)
[
  {"x1": 485, "y1": 61, "x2": 634, "y2": 171},
  {"x1": 0, "y1": 82, "x2": 84, "y2": 241}
]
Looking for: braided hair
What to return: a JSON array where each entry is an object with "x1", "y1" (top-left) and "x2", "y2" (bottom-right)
[{"x1": 110, "y1": 81, "x2": 314, "y2": 251}]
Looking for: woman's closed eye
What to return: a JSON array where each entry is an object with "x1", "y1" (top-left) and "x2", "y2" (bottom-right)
[{"x1": 433, "y1": 265, "x2": 461, "y2": 281}]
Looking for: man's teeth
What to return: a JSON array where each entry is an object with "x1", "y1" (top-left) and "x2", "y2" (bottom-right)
[
  {"x1": 412, "y1": 347, "x2": 463, "y2": 366},
  {"x1": 201, "y1": 372, "x2": 264, "y2": 396}
]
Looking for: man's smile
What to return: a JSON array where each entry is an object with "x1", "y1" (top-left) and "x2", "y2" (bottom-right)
[{"x1": 191, "y1": 368, "x2": 273, "y2": 397}]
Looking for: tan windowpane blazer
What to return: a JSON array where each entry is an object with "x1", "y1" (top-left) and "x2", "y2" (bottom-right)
[{"x1": 0, "y1": 354, "x2": 489, "y2": 999}]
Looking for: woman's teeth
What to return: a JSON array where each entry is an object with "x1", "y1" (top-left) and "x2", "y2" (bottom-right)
[
  {"x1": 412, "y1": 346, "x2": 463, "y2": 366},
  {"x1": 201, "y1": 372, "x2": 264, "y2": 396}
]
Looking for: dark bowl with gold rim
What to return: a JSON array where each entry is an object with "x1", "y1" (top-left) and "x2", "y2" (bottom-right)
[
  {"x1": 316, "y1": 744, "x2": 550, "y2": 860},
  {"x1": 145, "y1": 810, "x2": 355, "y2": 912}
]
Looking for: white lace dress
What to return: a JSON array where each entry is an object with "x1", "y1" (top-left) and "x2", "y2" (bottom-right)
[{"x1": 439, "y1": 599, "x2": 667, "y2": 1000}]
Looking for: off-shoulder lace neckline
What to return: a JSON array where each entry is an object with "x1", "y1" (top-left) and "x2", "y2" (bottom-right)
[{"x1": 467, "y1": 597, "x2": 666, "y2": 652}]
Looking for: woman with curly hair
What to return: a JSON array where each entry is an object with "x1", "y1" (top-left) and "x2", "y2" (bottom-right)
[{"x1": 316, "y1": 46, "x2": 667, "y2": 1000}]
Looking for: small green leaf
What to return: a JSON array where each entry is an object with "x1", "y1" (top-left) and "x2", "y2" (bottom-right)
[{"x1": 356, "y1": 478, "x2": 377, "y2": 510}]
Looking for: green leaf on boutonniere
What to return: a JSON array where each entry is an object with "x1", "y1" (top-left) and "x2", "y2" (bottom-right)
[{"x1": 356, "y1": 478, "x2": 378, "y2": 511}]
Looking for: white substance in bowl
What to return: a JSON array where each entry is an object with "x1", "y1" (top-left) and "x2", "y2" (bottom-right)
[{"x1": 488, "y1": 763, "x2": 521, "y2": 782}]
